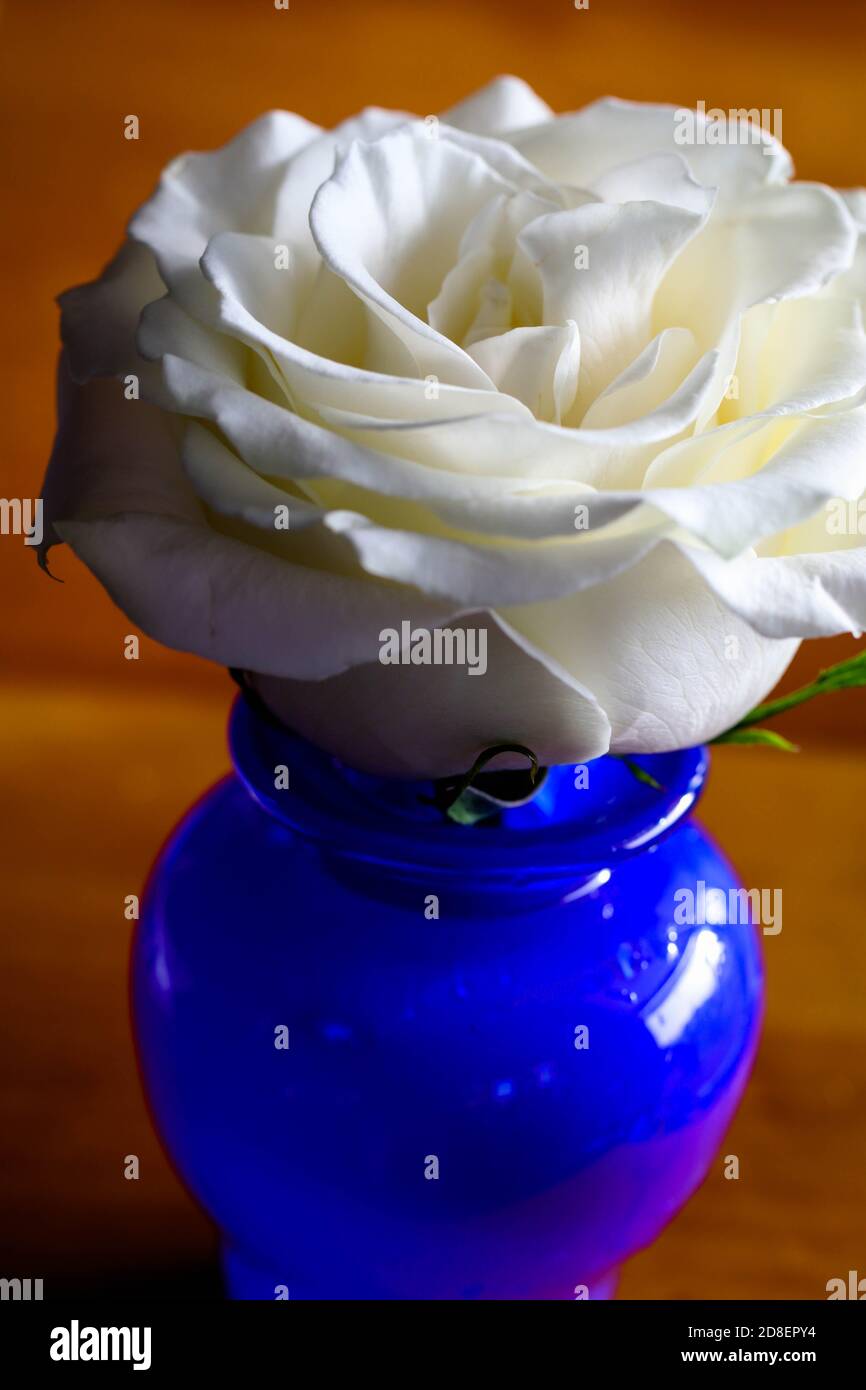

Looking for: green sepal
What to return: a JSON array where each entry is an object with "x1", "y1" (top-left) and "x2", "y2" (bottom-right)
[
  {"x1": 613, "y1": 755, "x2": 665, "y2": 792},
  {"x1": 712, "y1": 645, "x2": 866, "y2": 752},
  {"x1": 712, "y1": 726, "x2": 799, "y2": 752}
]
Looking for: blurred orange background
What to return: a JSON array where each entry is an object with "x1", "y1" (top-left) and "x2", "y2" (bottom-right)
[{"x1": 1, "y1": 0, "x2": 864, "y2": 1300}]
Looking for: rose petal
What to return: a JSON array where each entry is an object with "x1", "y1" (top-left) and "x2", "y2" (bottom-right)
[
  {"x1": 129, "y1": 109, "x2": 319, "y2": 317},
  {"x1": 508, "y1": 97, "x2": 792, "y2": 207},
  {"x1": 309, "y1": 130, "x2": 521, "y2": 387},
  {"x1": 501, "y1": 540, "x2": 800, "y2": 752},
  {"x1": 441, "y1": 75, "x2": 553, "y2": 137},
  {"x1": 467, "y1": 322, "x2": 580, "y2": 423},
  {"x1": 251, "y1": 607, "x2": 611, "y2": 778},
  {"x1": 59, "y1": 240, "x2": 165, "y2": 383},
  {"x1": 519, "y1": 199, "x2": 706, "y2": 412}
]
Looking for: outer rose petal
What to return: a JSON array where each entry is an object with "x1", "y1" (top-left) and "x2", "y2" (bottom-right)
[
  {"x1": 250, "y1": 611, "x2": 611, "y2": 778},
  {"x1": 44, "y1": 379, "x2": 614, "y2": 777},
  {"x1": 501, "y1": 541, "x2": 800, "y2": 753},
  {"x1": 129, "y1": 109, "x2": 320, "y2": 317},
  {"x1": 59, "y1": 240, "x2": 165, "y2": 383},
  {"x1": 40, "y1": 361, "x2": 199, "y2": 556},
  {"x1": 56, "y1": 510, "x2": 461, "y2": 683},
  {"x1": 40, "y1": 370, "x2": 457, "y2": 682},
  {"x1": 678, "y1": 543, "x2": 866, "y2": 640}
]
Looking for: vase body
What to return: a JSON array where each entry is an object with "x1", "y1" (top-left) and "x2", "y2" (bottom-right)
[{"x1": 132, "y1": 699, "x2": 763, "y2": 1301}]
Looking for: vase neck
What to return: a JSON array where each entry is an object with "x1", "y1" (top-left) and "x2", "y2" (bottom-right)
[{"x1": 227, "y1": 695, "x2": 708, "y2": 899}]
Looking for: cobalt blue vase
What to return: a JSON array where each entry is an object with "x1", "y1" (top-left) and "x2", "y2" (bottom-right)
[{"x1": 132, "y1": 696, "x2": 763, "y2": 1301}]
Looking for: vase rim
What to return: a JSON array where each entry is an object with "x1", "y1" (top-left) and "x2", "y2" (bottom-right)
[{"x1": 228, "y1": 694, "x2": 709, "y2": 880}]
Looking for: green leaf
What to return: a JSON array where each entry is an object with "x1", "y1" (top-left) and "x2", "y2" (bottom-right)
[
  {"x1": 721, "y1": 647, "x2": 866, "y2": 735},
  {"x1": 444, "y1": 795, "x2": 493, "y2": 827},
  {"x1": 712, "y1": 726, "x2": 799, "y2": 752},
  {"x1": 614, "y1": 756, "x2": 665, "y2": 792}
]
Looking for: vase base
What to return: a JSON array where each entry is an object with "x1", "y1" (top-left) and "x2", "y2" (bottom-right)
[{"x1": 221, "y1": 1243, "x2": 619, "y2": 1301}]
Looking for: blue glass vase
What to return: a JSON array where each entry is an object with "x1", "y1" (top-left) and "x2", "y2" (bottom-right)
[{"x1": 132, "y1": 696, "x2": 763, "y2": 1301}]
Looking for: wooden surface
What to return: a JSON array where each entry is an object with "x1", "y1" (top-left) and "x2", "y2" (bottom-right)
[{"x1": 1, "y1": 0, "x2": 865, "y2": 1299}]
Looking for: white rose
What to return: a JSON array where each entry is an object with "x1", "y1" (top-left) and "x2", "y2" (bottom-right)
[{"x1": 42, "y1": 77, "x2": 866, "y2": 776}]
